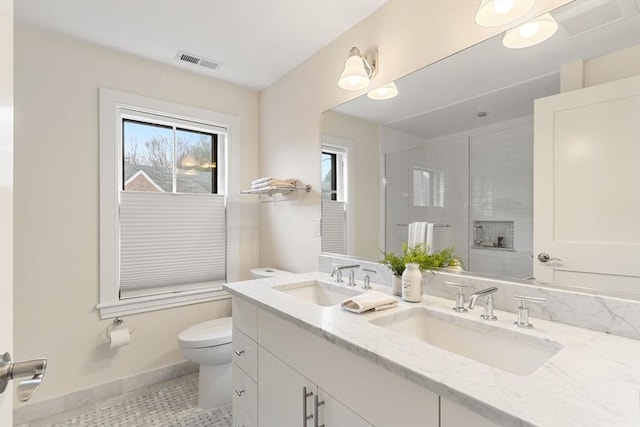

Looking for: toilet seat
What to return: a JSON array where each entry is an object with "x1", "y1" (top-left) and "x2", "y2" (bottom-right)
[{"x1": 178, "y1": 317, "x2": 232, "y2": 349}]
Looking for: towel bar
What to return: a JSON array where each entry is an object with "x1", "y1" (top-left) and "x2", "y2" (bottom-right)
[{"x1": 396, "y1": 223, "x2": 450, "y2": 227}]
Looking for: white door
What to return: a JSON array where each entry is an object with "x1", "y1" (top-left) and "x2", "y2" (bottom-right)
[
  {"x1": 533, "y1": 76, "x2": 640, "y2": 296},
  {"x1": 0, "y1": 0, "x2": 14, "y2": 424}
]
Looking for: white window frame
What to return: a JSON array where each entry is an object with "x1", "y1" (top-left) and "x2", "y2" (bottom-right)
[
  {"x1": 321, "y1": 136, "x2": 356, "y2": 255},
  {"x1": 98, "y1": 88, "x2": 240, "y2": 318}
]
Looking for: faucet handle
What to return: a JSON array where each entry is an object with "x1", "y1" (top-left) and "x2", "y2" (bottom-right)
[
  {"x1": 513, "y1": 295, "x2": 546, "y2": 328},
  {"x1": 362, "y1": 268, "x2": 376, "y2": 290},
  {"x1": 445, "y1": 282, "x2": 468, "y2": 312}
]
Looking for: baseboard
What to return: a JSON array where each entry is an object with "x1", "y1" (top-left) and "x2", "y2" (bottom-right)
[{"x1": 13, "y1": 360, "x2": 198, "y2": 425}]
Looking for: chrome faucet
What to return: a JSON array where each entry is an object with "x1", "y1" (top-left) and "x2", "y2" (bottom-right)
[
  {"x1": 467, "y1": 286, "x2": 498, "y2": 320},
  {"x1": 330, "y1": 264, "x2": 360, "y2": 286}
]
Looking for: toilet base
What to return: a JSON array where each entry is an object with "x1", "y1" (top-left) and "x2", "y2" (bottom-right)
[{"x1": 197, "y1": 362, "x2": 232, "y2": 409}]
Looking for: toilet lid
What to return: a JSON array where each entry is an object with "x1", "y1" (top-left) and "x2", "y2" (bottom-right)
[{"x1": 178, "y1": 317, "x2": 232, "y2": 349}]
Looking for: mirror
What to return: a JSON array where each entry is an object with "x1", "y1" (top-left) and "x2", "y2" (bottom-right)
[{"x1": 321, "y1": 0, "x2": 640, "y2": 297}]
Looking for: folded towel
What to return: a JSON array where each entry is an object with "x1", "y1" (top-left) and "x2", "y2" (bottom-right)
[
  {"x1": 251, "y1": 177, "x2": 296, "y2": 188},
  {"x1": 408, "y1": 222, "x2": 434, "y2": 254},
  {"x1": 252, "y1": 181, "x2": 295, "y2": 190},
  {"x1": 425, "y1": 223, "x2": 434, "y2": 255},
  {"x1": 341, "y1": 290, "x2": 398, "y2": 314}
]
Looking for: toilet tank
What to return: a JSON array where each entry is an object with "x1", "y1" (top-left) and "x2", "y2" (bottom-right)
[{"x1": 250, "y1": 267, "x2": 292, "y2": 279}]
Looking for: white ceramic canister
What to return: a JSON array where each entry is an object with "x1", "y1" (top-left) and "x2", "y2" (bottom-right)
[{"x1": 402, "y1": 263, "x2": 423, "y2": 302}]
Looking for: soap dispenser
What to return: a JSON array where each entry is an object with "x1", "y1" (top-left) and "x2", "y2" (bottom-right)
[{"x1": 401, "y1": 263, "x2": 423, "y2": 303}]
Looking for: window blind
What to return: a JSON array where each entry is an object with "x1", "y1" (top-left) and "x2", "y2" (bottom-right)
[
  {"x1": 119, "y1": 191, "x2": 226, "y2": 299},
  {"x1": 321, "y1": 200, "x2": 346, "y2": 254}
]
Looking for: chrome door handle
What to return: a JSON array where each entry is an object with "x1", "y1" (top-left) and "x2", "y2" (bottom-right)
[
  {"x1": 235, "y1": 388, "x2": 245, "y2": 397},
  {"x1": 302, "y1": 386, "x2": 314, "y2": 426},
  {"x1": 0, "y1": 352, "x2": 48, "y2": 402},
  {"x1": 537, "y1": 252, "x2": 562, "y2": 263},
  {"x1": 234, "y1": 349, "x2": 245, "y2": 356},
  {"x1": 314, "y1": 394, "x2": 325, "y2": 427}
]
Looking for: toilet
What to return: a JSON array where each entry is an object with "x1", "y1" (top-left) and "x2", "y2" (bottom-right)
[
  {"x1": 178, "y1": 317, "x2": 232, "y2": 409},
  {"x1": 178, "y1": 267, "x2": 290, "y2": 409},
  {"x1": 250, "y1": 267, "x2": 292, "y2": 279}
]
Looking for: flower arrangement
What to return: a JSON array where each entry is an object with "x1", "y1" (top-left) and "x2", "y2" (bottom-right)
[{"x1": 380, "y1": 243, "x2": 462, "y2": 277}]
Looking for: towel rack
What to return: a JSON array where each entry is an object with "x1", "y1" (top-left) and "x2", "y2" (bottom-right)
[
  {"x1": 396, "y1": 223, "x2": 450, "y2": 227},
  {"x1": 240, "y1": 184, "x2": 311, "y2": 196}
]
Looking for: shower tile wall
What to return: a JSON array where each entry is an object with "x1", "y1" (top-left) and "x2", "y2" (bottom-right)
[
  {"x1": 385, "y1": 137, "x2": 469, "y2": 264},
  {"x1": 470, "y1": 124, "x2": 533, "y2": 279},
  {"x1": 384, "y1": 121, "x2": 533, "y2": 279}
]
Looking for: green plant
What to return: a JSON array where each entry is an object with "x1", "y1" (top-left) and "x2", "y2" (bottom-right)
[
  {"x1": 380, "y1": 243, "x2": 460, "y2": 276},
  {"x1": 430, "y1": 246, "x2": 463, "y2": 269},
  {"x1": 379, "y1": 248, "x2": 405, "y2": 277},
  {"x1": 402, "y1": 242, "x2": 438, "y2": 271}
]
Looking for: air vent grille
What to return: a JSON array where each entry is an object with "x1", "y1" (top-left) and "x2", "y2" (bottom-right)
[
  {"x1": 558, "y1": 0, "x2": 624, "y2": 36},
  {"x1": 178, "y1": 53, "x2": 200, "y2": 64},
  {"x1": 175, "y1": 51, "x2": 222, "y2": 71}
]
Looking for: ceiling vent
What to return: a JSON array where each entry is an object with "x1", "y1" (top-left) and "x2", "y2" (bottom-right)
[
  {"x1": 175, "y1": 51, "x2": 222, "y2": 71},
  {"x1": 555, "y1": 0, "x2": 625, "y2": 37}
]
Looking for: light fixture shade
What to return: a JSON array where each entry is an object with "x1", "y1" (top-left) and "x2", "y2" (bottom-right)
[
  {"x1": 338, "y1": 54, "x2": 371, "y2": 90},
  {"x1": 502, "y1": 13, "x2": 558, "y2": 49},
  {"x1": 475, "y1": 0, "x2": 534, "y2": 27},
  {"x1": 367, "y1": 82, "x2": 398, "y2": 100}
]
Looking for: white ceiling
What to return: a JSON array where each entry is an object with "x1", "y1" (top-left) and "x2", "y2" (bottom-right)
[
  {"x1": 334, "y1": 0, "x2": 640, "y2": 139},
  {"x1": 14, "y1": 0, "x2": 387, "y2": 90}
]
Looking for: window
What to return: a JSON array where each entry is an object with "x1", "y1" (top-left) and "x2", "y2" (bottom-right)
[
  {"x1": 122, "y1": 120, "x2": 218, "y2": 194},
  {"x1": 321, "y1": 142, "x2": 350, "y2": 254},
  {"x1": 98, "y1": 88, "x2": 238, "y2": 318},
  {"x1": 321, "y1": 147, "x2": 345, "y2": 202},
  {"x1": 413, "y1": 167, "x2": 444, "y2": 207}
]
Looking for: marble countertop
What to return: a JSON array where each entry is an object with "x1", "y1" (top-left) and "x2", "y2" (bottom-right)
[{"x1": 223, "y1": 272, "x2": 640, "y2": 427}]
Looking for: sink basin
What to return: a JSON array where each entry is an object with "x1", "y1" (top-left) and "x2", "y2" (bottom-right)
[
  {"x1": 370, "y1": 307, "x2": 562, "y2": 376},
  {"x1": 274, "y1": 281, "x2": 362, "y2": 307}
]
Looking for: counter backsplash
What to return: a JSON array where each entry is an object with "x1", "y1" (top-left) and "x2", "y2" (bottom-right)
[{"x1": 319, "y1": 254, "x2": 640, "y2": 340}]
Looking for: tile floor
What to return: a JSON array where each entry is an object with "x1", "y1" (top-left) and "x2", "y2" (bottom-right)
[{"x1": 19, "y1": 373, "x2": 232, "y2": 427}]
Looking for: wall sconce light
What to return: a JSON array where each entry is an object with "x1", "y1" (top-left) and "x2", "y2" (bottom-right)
[
  {"x1": 367, "y1": 82, "x2": 398, "y2": 100},
  {"x1": 475, "y1": 0, "x2": 534, "y2": 27},
  {"x1": 502, "y1": 13, "x2": 558, "y2": 48},
  {"x1": 338, "y1": 46, "x2": 378, "y2": 91}
]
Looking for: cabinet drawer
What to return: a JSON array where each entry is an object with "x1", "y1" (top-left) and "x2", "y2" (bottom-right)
[
  {"x1": 233, "y1": 327, "x2": 257, "y2": 381},
  {"x1": 233, "y1": 362, "x2": 257, "y2": 423},
  {"x1": 232, "y1": 297, "x2": 257, "y2": 340}
]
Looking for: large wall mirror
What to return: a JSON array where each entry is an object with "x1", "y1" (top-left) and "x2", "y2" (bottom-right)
[{"x1": 321, "y1": 0, "x2": 640, "y2": 299}]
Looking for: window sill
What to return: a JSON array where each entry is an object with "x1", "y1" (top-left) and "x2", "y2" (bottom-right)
[{"x1": 97, "y1": 287, "x2": 230, "y2": 319}]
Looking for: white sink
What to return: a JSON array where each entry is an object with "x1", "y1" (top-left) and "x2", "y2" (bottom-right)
[
  {"x1": 274, "y1": 280, "x2": 362, "y2": 307},
  {"x1": 370, "y1": 307, "x2": 562, "y2": 376}
]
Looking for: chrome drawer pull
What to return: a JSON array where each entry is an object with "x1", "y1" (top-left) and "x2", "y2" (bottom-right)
[
  {"x1": 302, "y1": 386, "x2": 314, "y2": 425},
  {"x1": 314, "y1": 394, "x2": 325, "y2": 427}
]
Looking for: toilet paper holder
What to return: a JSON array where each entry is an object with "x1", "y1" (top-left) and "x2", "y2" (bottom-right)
[{"x1": 105, "y1": 317, "x2": 136, "y2": 341}]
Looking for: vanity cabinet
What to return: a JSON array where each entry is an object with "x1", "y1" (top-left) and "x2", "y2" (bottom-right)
[
  {"x1": 231, "y1": 296, "x2": 500, "y2": 426},
  {"x1": 231, "y1": 296, "x2": 441, "y2": 427}
]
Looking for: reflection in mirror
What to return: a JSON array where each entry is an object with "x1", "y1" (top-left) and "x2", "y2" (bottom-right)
[{"x1": 321, "y1": 0, "x2": 640, "y2": 298}]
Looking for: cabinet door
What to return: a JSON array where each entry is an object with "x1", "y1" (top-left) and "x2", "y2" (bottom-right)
[
  {"x1": 440, "y1": 397, "x2": 500, "y2": 427},
  {"x1": 317, "y1": 388, "x2": 372, "y2": 427},
  {"x1": 258, "y1": 346, "x2": 316, "y2": 427}
]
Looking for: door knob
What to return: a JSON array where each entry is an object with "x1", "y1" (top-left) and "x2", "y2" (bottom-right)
[
  {"x1": 537, "y1": 252, "x2": 562, "y2": 263},
  {"x1": 0, "y1": 352, "x2": 48, "y2": 402}
]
